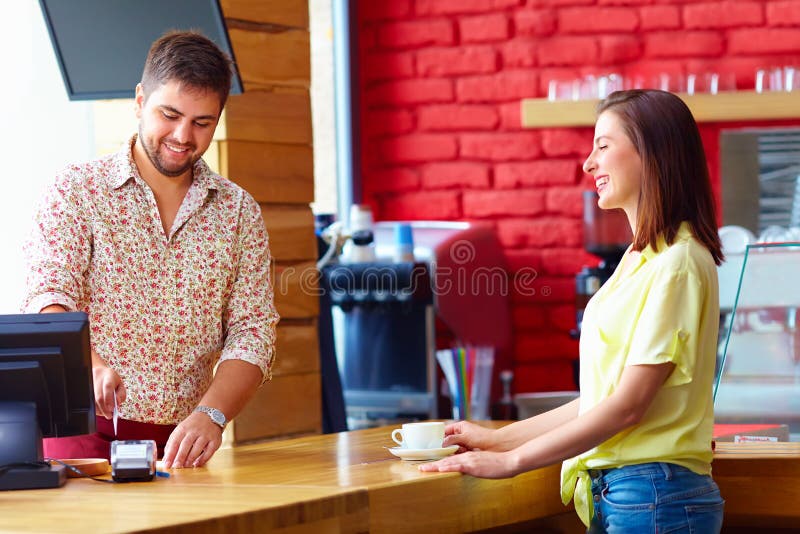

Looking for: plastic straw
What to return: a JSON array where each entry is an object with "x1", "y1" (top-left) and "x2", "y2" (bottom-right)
[{"x1": 437, "y1": 345, "x2": 494, "y2": 421}]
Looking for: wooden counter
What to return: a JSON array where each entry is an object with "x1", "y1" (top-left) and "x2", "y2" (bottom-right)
[
  {"x1": 0, "y1": 426, "x2": 576, "y2": 534},
  {"x1": 713, "y1": 441, "x2": 800, "y2": 530},
  {"x1": 2, "y1": 427, "x2": 798, "y2": 533}
]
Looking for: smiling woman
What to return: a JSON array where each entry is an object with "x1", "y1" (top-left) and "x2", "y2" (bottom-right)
[{"x1": 420, "y1": 90, "x2": 726, "y2": 534}]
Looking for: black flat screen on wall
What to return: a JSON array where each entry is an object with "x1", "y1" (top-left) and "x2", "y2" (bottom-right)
[{"x1": 38, "y1": 0, "x2": 243, "y2": 100}]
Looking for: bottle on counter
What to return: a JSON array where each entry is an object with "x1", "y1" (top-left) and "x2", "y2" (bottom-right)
[
  {"x1": 491, "y1": 369, "x2": 518, "y2": 421},
  {"x1": 344, "y1": 229, "x2": 377, "y2": 263},
  {"x1": 341, "y1": 204, "x2": 376, "y2": 263},
  {"x1": 393, "y1": 223, "x2": 415, "y2": 263}
]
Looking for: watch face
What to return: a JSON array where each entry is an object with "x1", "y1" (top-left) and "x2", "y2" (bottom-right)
[{"x1": 211, "y1": 410, "x2": 225, "y2": 425}]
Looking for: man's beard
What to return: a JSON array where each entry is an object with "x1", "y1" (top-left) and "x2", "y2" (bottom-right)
[{"x1": 138, "y1": 124, "x2": 197, "y2": 178}]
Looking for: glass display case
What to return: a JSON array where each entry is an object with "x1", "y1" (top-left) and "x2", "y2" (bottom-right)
[{"x1": 714, "y1": 242, "x2": 800, "y2": 442}]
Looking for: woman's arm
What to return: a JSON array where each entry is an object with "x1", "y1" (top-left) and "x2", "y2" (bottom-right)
[
  {"x1": 442, "y1": 398, "x2": 580, "y2": 453},
  {"x1": 421, "y1": 362, "x2": 674, "y2": 478},
  {"x1": 488, "y1": 397, "x2": 581, "y2": 451}
]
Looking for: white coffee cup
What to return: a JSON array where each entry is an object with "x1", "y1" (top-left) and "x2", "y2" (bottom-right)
[{"x1": 391, "y1": 421, "x2": 445, "y2": 450}]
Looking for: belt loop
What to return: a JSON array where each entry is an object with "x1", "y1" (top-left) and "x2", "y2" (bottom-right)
[{"x1": 659, "y1": 462, "x2": 672, "y2": 480}]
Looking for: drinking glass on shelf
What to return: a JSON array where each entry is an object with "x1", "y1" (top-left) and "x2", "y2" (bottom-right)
[
  {"x1": 597, "y1": 73, "x2": 624, "y2": 98},
  {"x1": 625, "y1": 74, "x2": 648, "y2": 90},
  {"x1": 786, "y1": 67, "x2": 799, "y2": 92},
  {"x1": 578, "y1": 75, "x2": 598, "y2": 100},
  {"x1": 655, "y1": 72, "x2": 685, "y2": 93},
  {"x1": 547, "y1": 79, "x2": 579, "y2": 101},
  {"x1": 687, "y1": 72, "x2": 720, "y2": 95},
  {"x1": 755, "y1": 68, "x2": 784, "y2": 92}
]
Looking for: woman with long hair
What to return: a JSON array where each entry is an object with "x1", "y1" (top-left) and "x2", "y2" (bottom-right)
[{"x1": 420, "y1": 89, "x2": 725, "y2": 533}]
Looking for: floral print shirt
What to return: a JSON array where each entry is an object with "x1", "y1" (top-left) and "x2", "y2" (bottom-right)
[{"x1": 23, "y1": 136, "x2": 278, "y2": 425}]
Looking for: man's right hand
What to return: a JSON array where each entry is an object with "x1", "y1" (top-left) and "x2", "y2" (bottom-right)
[
  {"x1": 38, "y1": 304, "x2": 127, "y2": 419},
  {"x1": 93, "y1": 365, "x2": 126, "y2": 419}
]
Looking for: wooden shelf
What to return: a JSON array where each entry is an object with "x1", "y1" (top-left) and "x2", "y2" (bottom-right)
[{"x1": 521, "y1": 91, "x2": 800, "y2": 129}]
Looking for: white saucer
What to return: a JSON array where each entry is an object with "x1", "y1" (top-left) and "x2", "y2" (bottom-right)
[{"x1": 387, "y1": 445, "x2": 458, "y2": 461}]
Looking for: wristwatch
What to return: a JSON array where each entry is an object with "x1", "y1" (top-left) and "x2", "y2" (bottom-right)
[{"x1": 194, "y1": 405, "x2": 227, "y2": 429}]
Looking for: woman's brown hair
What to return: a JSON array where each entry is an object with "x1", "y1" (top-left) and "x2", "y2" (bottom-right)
[{"x1": 598, "y1": 89, "x2": 724, "y2": 265}]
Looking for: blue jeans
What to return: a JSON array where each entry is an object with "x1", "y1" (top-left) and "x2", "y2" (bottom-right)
[{"x1": 587, "y1": 462, "x2": 724, "y2": 533}]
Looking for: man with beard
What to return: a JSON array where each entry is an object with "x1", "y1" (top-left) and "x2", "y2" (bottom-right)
[{"x1": 22, "y1": 31, "x2": 278, "y2": 469}]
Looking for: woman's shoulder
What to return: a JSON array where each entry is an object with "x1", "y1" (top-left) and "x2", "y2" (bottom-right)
[{"x1": 652, "y1": 229, "x2": 716, "y2": 283}]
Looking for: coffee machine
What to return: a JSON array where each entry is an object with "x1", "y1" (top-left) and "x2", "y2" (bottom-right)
[{"x1": 572, "y1": 191, "x2": 632, "y2": 339}]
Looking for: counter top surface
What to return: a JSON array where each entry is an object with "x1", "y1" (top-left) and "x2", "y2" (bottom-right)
[
  {"x1": 0, "y1": 424, "x2": 568, "y2": 533},
  {"x1": 2, "y1": 424, "x2": 799, "y2": 532}
]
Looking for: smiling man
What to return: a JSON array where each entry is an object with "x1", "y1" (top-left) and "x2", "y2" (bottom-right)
[{"x1": 22, "y1": 31, "x2": 278, "y2": 469}]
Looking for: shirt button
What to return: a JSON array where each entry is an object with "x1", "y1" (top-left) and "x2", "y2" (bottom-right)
[{"x1": 594, "y1": 494, "x2": 600, "y2": 502}]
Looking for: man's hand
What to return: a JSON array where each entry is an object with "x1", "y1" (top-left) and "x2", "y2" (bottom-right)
[
  {"x1": 93, "y1": 365, "x2": 126, "y2": 419},
  {"x1": 417, "y1": 450, "x2": 520, "y2": 479},
  {"x1": 162, "y1": 411, "x2": 224, "y2": 469},
  {"x1": 38, "y1": 305, "x2": 127, "y2": 419}
]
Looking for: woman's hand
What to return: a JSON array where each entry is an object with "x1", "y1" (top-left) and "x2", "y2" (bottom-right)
[
  {"x1": 442, "y1": 420, "x2": 496, "y2": 452},
  {"x1": 417, "y1": 450, "x2": 520, "y2": 479}
]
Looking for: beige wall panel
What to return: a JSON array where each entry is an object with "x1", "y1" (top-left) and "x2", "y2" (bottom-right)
[
  {"x1": 233, "y1": 372, "x2": 322, "y2": 442},
  {"x1": 229, "y1": 28, "x2": 310, "y2": 90},
  {"x1": 93, "y1": 99, "x2": 137, "y2": 155},
  {"x1": 224, "y1": 89, "x2": 312, "y2": 144},
  {"x1": 274, "y1": 324, "x2": 320, "y2": 376},
  {"x1": 262, "y1": 205, "x2": 317, "y2": 262},
  {"x1": 219, "y1": 140, "x2": 313, "y2": 204},
  {"x1": 274, "y1": 261, "x2": 320, "y2": 319},
  {"x1": 220, "y1": 0, "x2": 309, "y2": 28}
]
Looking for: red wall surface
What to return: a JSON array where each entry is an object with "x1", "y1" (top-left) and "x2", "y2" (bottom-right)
[{"x1": 355, "y1": 0, "x2": 800, "y2": 393}]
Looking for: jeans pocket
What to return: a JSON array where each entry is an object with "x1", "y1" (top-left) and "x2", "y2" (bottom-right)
[
  {"x1": 686, "y1": 501, "x2": 725, "y2": 534},
  {"x1": 601, "y1": 477, "x2": 656, "y2": 509},
  {"x1": 599, "y1": 478, "x2": 657, "y2": 533}
]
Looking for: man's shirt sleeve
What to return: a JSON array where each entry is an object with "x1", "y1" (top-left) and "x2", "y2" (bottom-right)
[
  {"x1": 218, "y1": 192, "x2": 279, "y2": 383},
  {"x1": 22, "y1": 171, "x2": 92, "y2": 314}
]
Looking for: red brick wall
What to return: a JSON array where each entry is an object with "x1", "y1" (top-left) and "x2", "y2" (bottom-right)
[{"x1": 356, "y1": 0, "x2": 800, "y2": 394}]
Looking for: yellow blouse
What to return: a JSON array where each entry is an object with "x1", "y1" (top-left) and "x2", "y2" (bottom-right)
[{"x1": 561, "y1": 222, "x2": 720, "y2": 526}]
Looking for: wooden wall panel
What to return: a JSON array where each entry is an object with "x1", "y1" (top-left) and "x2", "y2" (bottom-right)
[
  {"x1": 232, "y1": 372, "x2": 322, "y2": 442},
  {"x1": 274, "y1": 261, "x2": 320, "y2": 319},
  {"x1": 218, "y1": 140, "x2": 313, "y2": 204},
  {"x1": 216, "y1": 0, "x2": 318, "y2": 445},
  {"x1": 220, "y1": 0, "x2": 309, "y2": 28},
  {"x1": 229, "y1": 28, "x2": 310, "y2": 90},
  {"x1": 223, "y1": 89, "x2": 312, "y2": 144},
  {"x1": 262, "y1": 205, "x2": 317, "y2": 262},
  {"x1": 273, "y1": 324, "x2": 320, "y2": 376}
]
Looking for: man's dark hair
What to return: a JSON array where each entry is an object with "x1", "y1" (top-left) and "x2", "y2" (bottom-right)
[{"x1": 141, "y1": 30, "x2": 233, "y2": 109}]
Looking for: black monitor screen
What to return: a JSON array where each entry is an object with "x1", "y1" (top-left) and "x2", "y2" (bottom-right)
[
  {"x1": 0, "y1": 312, "x2": 94, "y2": 439},
  {"x1": 38, "y1": 0, "x2": 243, "y2": 100}
]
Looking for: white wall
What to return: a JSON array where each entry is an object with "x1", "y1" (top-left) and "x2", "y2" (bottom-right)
[
  {"x1": 310, "y1": 0, "x2": 337, "y2": 216},
  {"x1": 0, "y1": 2, "x2": 94, "y2": 312}
]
